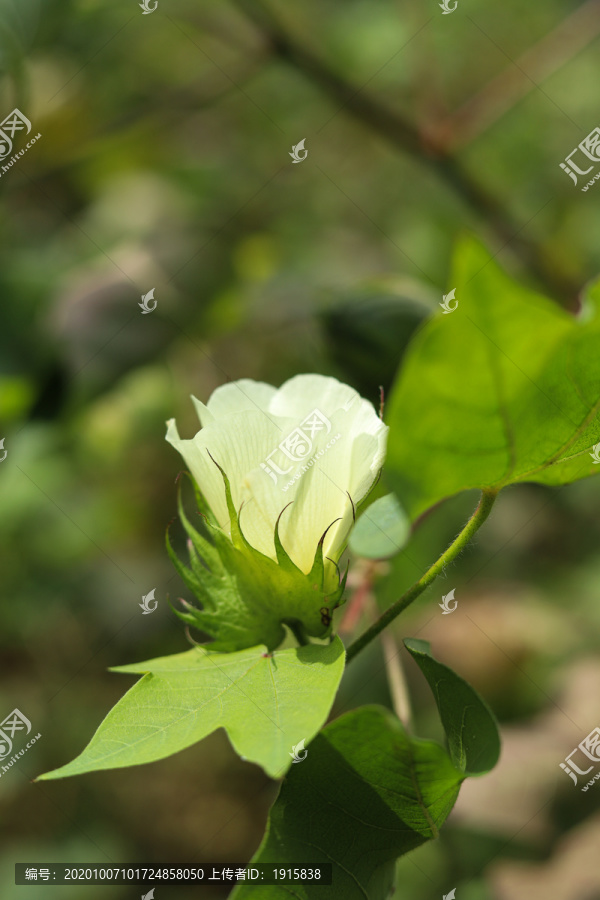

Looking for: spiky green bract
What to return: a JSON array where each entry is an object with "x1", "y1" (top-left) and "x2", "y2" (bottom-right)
[{"x1": 167, "y1": 472, "x2": 348, "y2": 651}]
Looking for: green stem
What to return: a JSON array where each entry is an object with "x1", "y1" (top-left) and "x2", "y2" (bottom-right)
[
  {"x1": 345, "y1": 489, "x2": 498, "y2": 664},
  {"x1": 287, "y1": 620, "x2": 309, "y2": 647}
]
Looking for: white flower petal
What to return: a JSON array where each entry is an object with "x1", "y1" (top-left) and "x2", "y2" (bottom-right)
[
  {"x1": 168, "y1": 410, "x2": 292, "y2": 548},
  {"x1": 244, "y1": 404, "x2": 387, "y2": 572},
  {"x1": 166, "y1": 375, "x2": 389, "y2": 573},
  {"x1": 190, "y1": 395, "x2": 215, "y2": 428},
  {"x1": 268, "y1": 373, "x2": 362, "y2": 419},
  {"x1": 206, "y1": 379, "x2": 278, "y2": 420}
]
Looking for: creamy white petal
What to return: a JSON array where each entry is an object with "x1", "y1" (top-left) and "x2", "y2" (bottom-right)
[
  {"x1": 267, "y1": 374, "x2": 363, "y2": 419},
  {"x1": 168, "y1": 410, "x2": 297, "y2": 553},
  {"x1": 206, "y1": 379, "x2": 278, "y2": 420},
  {"x1": 190, "y1": 395, "x2": 215, "y2": 428},
  {"x1": 166, "y1": 375, "x2": 389, "y2": 573},
  {"x1": 291, "y1": 432, "x2": 385, "y2": 569},
  {"x1": 243, "y1": 404, "x2": 387, "y2": 571}
]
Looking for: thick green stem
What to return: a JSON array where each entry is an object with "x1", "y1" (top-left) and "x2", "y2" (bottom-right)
[
  {"x1": 345, "y1": 489, "x2": 498, "y2": 664},
  {"x1": 287, "y1": 620, "x2": 309, "y2": 647}
]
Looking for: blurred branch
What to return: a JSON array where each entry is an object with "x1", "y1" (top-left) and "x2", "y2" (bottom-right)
[
  {"x1": 433, "y1": 0, "x2": 600, "y2": 150},
  {"x1": 380, "y1": 629, "x2": 413, "y2": 731},
  {"x1": 233, "y1": 0, "x2": 579, "y2": 303}
]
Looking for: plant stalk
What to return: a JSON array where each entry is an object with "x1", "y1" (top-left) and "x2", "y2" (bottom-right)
[
  {"x1": 287, "y1": 620, "x2": 309, "y2": 647},
  {"x1": 345, "y1": 489, "x2": 498, "y2": 663}
]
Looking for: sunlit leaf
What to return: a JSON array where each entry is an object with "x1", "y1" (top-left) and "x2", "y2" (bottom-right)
[
  {"x1": 386, "y1": 237, "x2": 600, "y2": 519},
  {"x1": 37, "y1": 638, "x2": 346, "y2": 781}
]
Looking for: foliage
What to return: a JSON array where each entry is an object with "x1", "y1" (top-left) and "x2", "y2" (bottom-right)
[
  {"x1": 3, "y1": 1, "x2": 600, "y2": 897},
  {"x1": 39, "y1": 639, "x2": 346, "y2": 781},
  {"x1": 387, "y1": 237, "x2": 600, "y2": 520}
]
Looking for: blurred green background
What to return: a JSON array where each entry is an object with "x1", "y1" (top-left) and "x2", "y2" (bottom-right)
[{"x1": 2, "y1": 0, "x2": 600, "y2": 897}]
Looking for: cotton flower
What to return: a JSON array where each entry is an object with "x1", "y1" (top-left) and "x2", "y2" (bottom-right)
[{"x1": 166, "y1": 374, "x2": 388, "y2": 649}]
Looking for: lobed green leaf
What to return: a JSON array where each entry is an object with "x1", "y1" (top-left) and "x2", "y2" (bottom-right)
[
  {"x1": 386, "y1": 237, "x2": 600, "y2": 520},
  {"x1": 37, "y1": 638, "x2": 346, "y2": 781}
]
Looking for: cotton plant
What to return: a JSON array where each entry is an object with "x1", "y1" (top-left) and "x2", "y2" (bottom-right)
[{"x1": 39, "y1": 238, "x2": 600, "y2": 900}]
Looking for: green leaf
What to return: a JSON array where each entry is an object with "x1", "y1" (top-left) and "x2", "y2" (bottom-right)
[
  {"x1": 404, "y1": 638, "x2": 500, "y2": 775},
  {"x1": 386, "y1": 236, "x2": 600, "y2": 520},
  {"x1": 37, "y1": 638, "x2": 345, "y2": 781},
  {"x1": 231, "y1": 706, "x2": 463, "y2": 900},
  {"x1": 348, "y1": 492, "x2": 410, "y2": 559}
]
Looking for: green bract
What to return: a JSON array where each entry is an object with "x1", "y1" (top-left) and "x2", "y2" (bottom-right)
[{"x1": 167, "y1": 468, "x2": 347, "y2": 650}]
